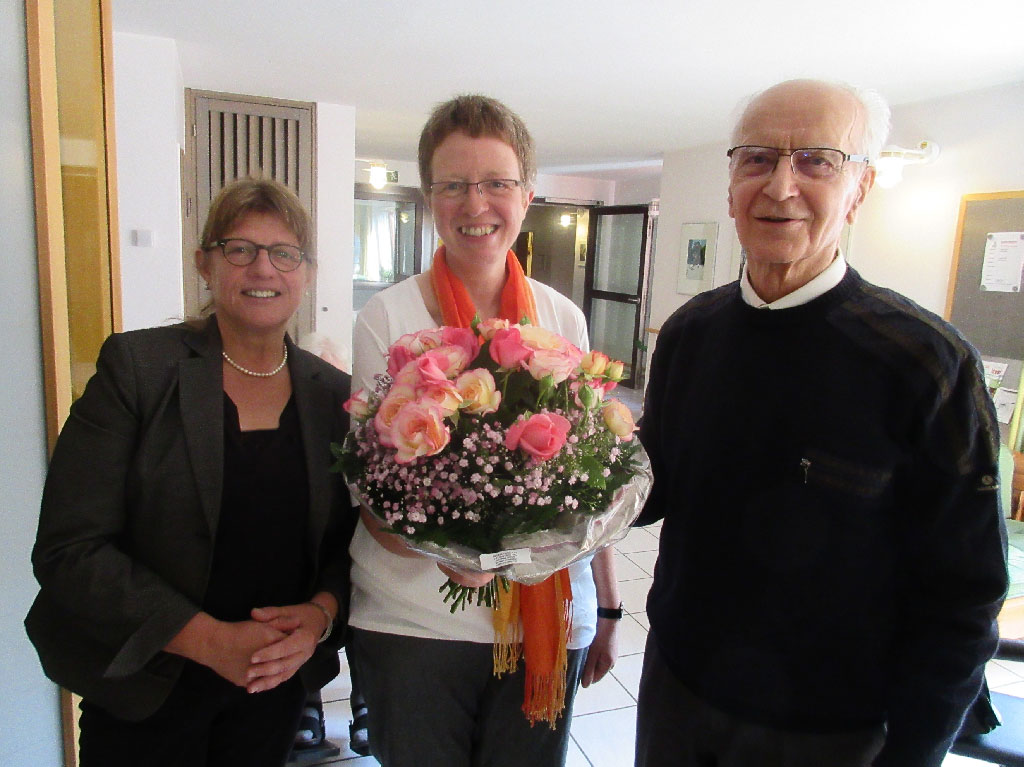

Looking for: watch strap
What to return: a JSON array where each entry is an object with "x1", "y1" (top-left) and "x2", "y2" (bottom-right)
[{"x1": 597, "y1": 602, "x2": 624, "y2": 620}]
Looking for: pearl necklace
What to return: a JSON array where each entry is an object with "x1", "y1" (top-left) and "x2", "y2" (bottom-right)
[{"x1": 222, "y1": 344, "x2": 288, "y2": 378}]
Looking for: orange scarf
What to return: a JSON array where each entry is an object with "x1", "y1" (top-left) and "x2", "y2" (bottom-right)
[{"x1": 430, "y1": 245, "x2": 572, "y2": 728}]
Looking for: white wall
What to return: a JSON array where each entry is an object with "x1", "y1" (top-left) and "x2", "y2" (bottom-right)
[
  {"x1": 853, "y1": 81, "x2": 1024, "y2": 314},
  {"x1": 649, "y1": 142, "x2": 735, "y2": 331},
  {"x1": 615, "y1": 174, "x2": 662, "y2": 205},
  {"x1": 315, "y1": 103, "x2": 357, "y2": 361},
  {"x1": 114, "y1": 32, "x2": 185, "y2": 330},
  {"x1": 1, "y1": 2, "x2": 64, "y2": 764}
]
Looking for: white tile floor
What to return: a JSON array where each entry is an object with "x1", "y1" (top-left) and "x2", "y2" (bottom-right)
[{"x1": 300, "y1": 511, "x2": 1019, "y2": 767}]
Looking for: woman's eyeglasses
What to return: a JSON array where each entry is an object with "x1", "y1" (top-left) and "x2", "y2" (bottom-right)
[{"x1": 210, "y1": 239, "x2": 306, "y2": 272}]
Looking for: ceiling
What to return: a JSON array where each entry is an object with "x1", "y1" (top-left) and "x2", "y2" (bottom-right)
[{"x1": 113, "y1": 0, "x2": 1024, "y2": 182}]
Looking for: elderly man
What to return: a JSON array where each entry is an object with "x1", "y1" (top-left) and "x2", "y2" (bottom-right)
[{"x1": 635, "y1": 79, "x2": 1007, "y2": 767}]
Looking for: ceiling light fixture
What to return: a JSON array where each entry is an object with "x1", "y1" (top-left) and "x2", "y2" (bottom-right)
[
  {"x1": 559, "y1": 213, "x2": 573, "y2": 227},
  {"x1": 367, "y1": 163, "x2": 389, "y2": 190},
  {"x1": 875, "y1": 140, "x2": 939, "y2": 189}
]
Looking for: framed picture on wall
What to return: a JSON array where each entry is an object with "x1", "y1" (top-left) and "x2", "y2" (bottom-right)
[{"x1": 677, "y1": 222, "x2": 718, "y2": 295}]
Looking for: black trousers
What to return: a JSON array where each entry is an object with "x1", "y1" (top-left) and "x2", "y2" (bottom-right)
[
  {"x1": 350, "y1": 628, "x2": 587, "y2": 767},
  {"x1": 78, "y1": 662, "x2": 307, "y2": 767},
  {"x1": 635, "y1": 632, "x2": 886, "y2": 767}
]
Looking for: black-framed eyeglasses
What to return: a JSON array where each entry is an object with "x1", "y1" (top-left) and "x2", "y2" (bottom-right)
[
  {"x1": 210, "y1": 239, "x2": 306, "y2": 272},
  {"x1": 429, "y1": 179, "x2": 523, "y2": 199},
  {"x1": 727, "y1": 146, "x2": 869, "y2": 181}
]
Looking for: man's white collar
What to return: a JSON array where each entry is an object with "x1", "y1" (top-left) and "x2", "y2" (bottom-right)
[{"x1": 741, "y1": 253, "x2": 847, "y2": 310}]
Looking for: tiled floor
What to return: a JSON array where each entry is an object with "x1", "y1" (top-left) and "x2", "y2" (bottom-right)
[{"x1": 299, "y1": 394, "x2": 1017, "y2": 765}]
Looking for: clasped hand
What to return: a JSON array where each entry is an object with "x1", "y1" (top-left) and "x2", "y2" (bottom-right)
[{"x1": 200, "y1": 601, "x2": 325, "y2": 694}]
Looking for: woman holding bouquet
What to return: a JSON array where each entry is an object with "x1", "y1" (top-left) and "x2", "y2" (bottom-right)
[
  {"x1": 349, "y1": 94, "x2": 620, "y2": 766},
  {"x1": 26, "y1": 178, "x2": 355, "y2": 766}
]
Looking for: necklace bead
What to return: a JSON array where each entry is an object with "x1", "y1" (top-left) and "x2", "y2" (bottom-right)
[{"x1": 222, "y1": 344, "x2": 288, "y2": 377}]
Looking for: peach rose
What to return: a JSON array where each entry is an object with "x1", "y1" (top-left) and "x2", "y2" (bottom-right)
[
  {"x1": 605, "y1": 359, "x2": 625, "y2": 382},
  {"x1": 489, "y1": 327, "x2": 533, "y2": 370},
  {"x1": 343, "y1": 388, "x2": 372, "y2": 421},
  {"x1": 391, "y1": 401, "x2": 451, "y2": 464},
  {"x1": 455, "y1": 369, "x2": 501, "y2": 415},
  {"x1": 526, "y1": 348, "x2": 579, "y2": 384},
  {"x1": 505, "y1": 412, "x2": 572, "y2": 461},
  {"x1": 476, "y1": 317, "x2": 511, "y2": 340},
  {"x1": 581, "y1": 350, "x2": 610, "y2": 377},
  {"x1": 418, "y1": 380, "x2": 462, "y2": 417},
  {"x1": 517, "y1": 325, "x2": 567, "y2": 352},
  {"x1": 374, "y1": 383, "x2": 417, "y2": 447},
  {"x1": 602, "y1": 398, "x2": 635, "y2": 441}
]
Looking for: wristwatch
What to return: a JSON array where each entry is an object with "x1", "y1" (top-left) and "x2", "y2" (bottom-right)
[{"x1": 597, "y1": 602, "x2": 624, "y2": 620}]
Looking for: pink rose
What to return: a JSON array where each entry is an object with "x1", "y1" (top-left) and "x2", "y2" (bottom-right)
[
  {"x1": 343, "y1": 388, "x2": 372, "y2": 421},
  {"x1": 391, "y1": 401, "x2": 450, "y2": 464},
  {"x1": 387, "y1": 345, "x2": 418, "y2": 378},
  {"x1": 374, "y1": 383, "x2": 417, "y2": 447},
  {"x1": 441, "y1": 326, "x2": 479, "y2": 362},
  {"x1": 456, "y1": 369, "x2": 501, "y2": 415},
  {"x1": 602, "y1": 398, "x2": 636, "y2": 441},
  {"x1": 505, "y1": 412, "x2": 571, "y2": 461},
  {"x1": 526, "y1": 348, "x2": 580, "y2": 384},
  {"x1": 571, "y1": 380, "x2": 605, "y2": 409},
  {"x1": 489, "y1": 327, "x2": 533, "y2": 370},
  {"x1": 386, "y1": 328, "x2": 445, "y2": 376}
]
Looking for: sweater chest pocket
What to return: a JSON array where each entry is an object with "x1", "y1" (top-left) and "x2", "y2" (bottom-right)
[{"x1": 799, "y1": 448, "x2": 893, "y2": 500}]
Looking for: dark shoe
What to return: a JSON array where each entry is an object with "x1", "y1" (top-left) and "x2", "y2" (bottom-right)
[
  {"x1": 293, "y1": 705, "x2": 325, "y2": 750},
  {"x1": 349, "y1": 694, "x2": 370, "y2": 757}
]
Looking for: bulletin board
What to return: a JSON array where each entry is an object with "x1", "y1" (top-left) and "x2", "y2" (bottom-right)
[{"x1": 945, "y1": 192, "x2": 1024, "y2": 360}]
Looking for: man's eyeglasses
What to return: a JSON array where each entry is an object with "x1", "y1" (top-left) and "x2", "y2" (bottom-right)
[
  {"x1": 727, "y1": 146, "x2": 869, "y2": 181},
  {"x1": 210, "y1": 239, "x2": 306, "y2": 272},
  {"x1": 429, "y1": 179, "x2": 524, "y2": 199}
]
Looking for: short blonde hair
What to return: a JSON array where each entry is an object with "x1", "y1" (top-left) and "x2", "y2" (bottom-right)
[{"x1": 200, "y1": 177, "x2": 315, "y2": 263}]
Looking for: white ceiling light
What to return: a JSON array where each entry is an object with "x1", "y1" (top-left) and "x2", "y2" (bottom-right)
[
  {"x1": 367, "y1": 163, "x2": 389, "y2": 190},
  {"x1": 875, "y1": 141, "x2": 940, "y2": 189}
]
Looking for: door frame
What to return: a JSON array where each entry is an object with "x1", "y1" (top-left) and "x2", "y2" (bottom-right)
[{"x1": 583, "y1": 204, "x2": 655, "y2": 389}]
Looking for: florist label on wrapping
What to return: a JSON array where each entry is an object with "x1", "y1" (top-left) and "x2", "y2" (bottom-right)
[{"x1": 480, "y1": 549, "x2": 532, "y2": 571}]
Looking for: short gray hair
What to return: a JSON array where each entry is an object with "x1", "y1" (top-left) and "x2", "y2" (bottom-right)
[{"x1": 731, "y1": 79, "x2": 891, "y2": 163}]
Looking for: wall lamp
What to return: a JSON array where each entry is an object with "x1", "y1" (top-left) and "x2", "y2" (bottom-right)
[{"x1": 874, "y1": 140, "x2": 940, "y2": 189}]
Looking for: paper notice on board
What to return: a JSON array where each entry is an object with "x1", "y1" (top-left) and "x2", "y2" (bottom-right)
[
  {"x1": 984, "y1": 360, "x2": 1009, "y2": 389},
  {"x1": 993, "y1": 388, "x2": 1018, "y2": 425},
  {"x1": 980, "y1": 232, "x2": 1024, "y2": 292}
]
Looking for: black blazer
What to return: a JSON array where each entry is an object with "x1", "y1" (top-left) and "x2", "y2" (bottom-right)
[{"x1": 25, "y1": 318, "x2": 355, "y2": 721}]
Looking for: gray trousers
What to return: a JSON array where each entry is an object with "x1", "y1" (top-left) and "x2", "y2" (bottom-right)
[
  {"x1": 350, "y1": 628, "x2": 586, "y2": 767},
  {"x1": 635, "y1": 632, "x2": 886, "y2": 767}
]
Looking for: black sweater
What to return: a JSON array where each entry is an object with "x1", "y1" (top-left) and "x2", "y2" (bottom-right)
[{"x1": 638, "y1": 268, "x2": 1007, "y2": 766}]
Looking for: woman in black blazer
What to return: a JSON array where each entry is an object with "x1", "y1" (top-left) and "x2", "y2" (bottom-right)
[{"x1": 26, "y1": 178, "x2": 355, "y2": 767}]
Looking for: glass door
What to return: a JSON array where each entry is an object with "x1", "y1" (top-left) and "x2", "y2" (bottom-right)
[
  {"x1": 353, "y1": 184, "x2": 426, "y2": 312},
  {"x1": 584, "y1": 205, "x2": 654, "y2": 389}
]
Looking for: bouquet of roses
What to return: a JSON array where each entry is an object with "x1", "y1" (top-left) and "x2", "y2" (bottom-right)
[{"x1": 336, "y1": 317, "x2": 652, "y2": 610}]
